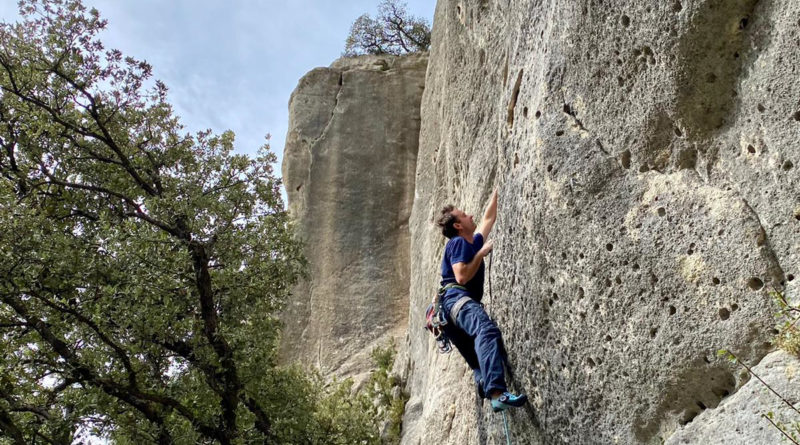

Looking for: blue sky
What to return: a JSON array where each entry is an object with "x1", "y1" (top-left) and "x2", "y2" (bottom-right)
[{"x1": 0, "y1": 0, "x2": 435, "y2": 172}]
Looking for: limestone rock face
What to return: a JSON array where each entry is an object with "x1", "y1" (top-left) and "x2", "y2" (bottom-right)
[
  {"x1": 402, "y1": 1, "x2": 799, "y2": 444},
  {"x1": 666, "y1": 351, "x2": 800, "y2": 445},
  {"x1": 280, "y1": 54, "x2": 427, "y2": 379}
]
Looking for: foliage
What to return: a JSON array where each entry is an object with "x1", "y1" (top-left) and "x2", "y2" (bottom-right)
[
  {"x1": 718, "y1": 287, "x2": 800, "y2": 444},
  {"x1": 344, "y1": 0, "x2": 431, "y2": 57},
  {"x1": 364, "y1": 343, "x2": 408, "y2": 444},
  {"x1": 772, "y1": 289, "x2": 800, "y2": 357},
  {"x1": 0, "y1": 1, "x2": 380, "y2": 443}
]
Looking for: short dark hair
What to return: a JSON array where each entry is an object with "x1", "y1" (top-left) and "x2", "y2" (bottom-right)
[{"x1": 436, "y1": 205, "x2": 458, "y2": 239}]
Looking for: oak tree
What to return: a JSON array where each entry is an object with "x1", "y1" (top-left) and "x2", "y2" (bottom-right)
[{"x1": 0, "y1": 1, "x2": 379, "y2": 443}]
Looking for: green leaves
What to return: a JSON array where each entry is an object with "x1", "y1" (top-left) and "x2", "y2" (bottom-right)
[
  {"x1": 343, "y1": 0, "x2": 431, "y2": 57},
  {"x1": 0, "y1": 1, "x2": 374, "y2": 443}
]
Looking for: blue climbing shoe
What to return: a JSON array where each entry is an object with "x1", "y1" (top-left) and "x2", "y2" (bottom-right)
[{"x1": 491, "y1": 392, "x2": 528, "y2": 412}]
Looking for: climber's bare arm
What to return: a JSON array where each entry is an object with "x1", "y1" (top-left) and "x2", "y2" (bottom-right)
[{"x1": 477, "y1": 188, "x2": 497, "y2": 240}]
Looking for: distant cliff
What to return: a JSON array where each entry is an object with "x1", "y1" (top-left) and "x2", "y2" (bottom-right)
[
  {"x1": 280, "y1": 54, "x2": 427, "y2": 380},
  {"x1": 281, "y1": 0, "x2": 800, "y2": 443}
]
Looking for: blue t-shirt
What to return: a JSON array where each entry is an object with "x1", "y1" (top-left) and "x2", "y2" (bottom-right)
[{"x1": 440, "y1": 233, "x2": 485, "y2": 302}]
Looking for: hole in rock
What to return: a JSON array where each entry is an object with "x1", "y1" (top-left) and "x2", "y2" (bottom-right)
[
  {"x1": 788, "y1": 274, "x2": 795, "y2": 281},
  {"x1": 615, "y1": 276, "x2": 622, "y2": 285},
  {"x1": 696, "y1": 401, "x2": 707, "y2": 410},
  {"x1": 718, "y1": 307, "x2": 730, "y2": 321},
  {"x1": 578, "y1": 287, "x2": 585, "y2": 298},
  {"x1": 757, "y1": 103, "x2": 765, "y2": 113},
  {"x1": 747, "y1": 277, "x2": 764, "y2": 291},
  {"x1": 606, "y1": 243, "x2": 614, "y2": 251},
  {"x1": 555, "y1": 130, "x2": 565, "y2": 136},
  {"x1": 620, "y1": 15, "x2": 630, "y2": 27},
  {"x1": 769, "y1": 328, "x2": 780, "y2": 336},
  {"x1": 620, "y1": 150, "x2": 631, "y2": 169},
  {"x1": 535, "y1": 110, "x2": 541, "y2": 119},
  {"x1": 731, "y1": 303, "x2": 739, "y2": 311},
  {"x1": 674, "y1": 126, "x2": 683, "y2": 137},
  {"x1": 639, "y1": 164, "x2": 650, "y2": 173},
  {"x1": 594, "y1": 303, "x2": 600, "y2": 311},
  {"x1": 523, "y1": 107, "x2": 528, "y2": 118},
  {"x1": 514, "y1": 153, "x2": 519, "y2": 167},
  {"x1": 587, "y1": 357, "x2": 596, "y2": 367},
  {"x1": 680, "y1": 411, "x2": 699, "y2": 426},
  {"x1": 605, "y1": 278, "x2": 613, "y2": 287},
  {"x1": 669, "y1": 305, "x2": 677, "y2": 315},
  {"x1": 658, "y1": 207, "x2": 666, "y2": 217},
  {"x1": 747, "y1": 145, "x2": 756, "y2": 154},
  {"x1": 605, "y1": 335, "x2": 612, "y2": 342},
  {"x1": 783, "y1": 160, "x2": 794, "y2": 171},
  {"x1": 712, "y1": 277, "x2": 720, "y2": 285},
  {"x1": 650, "y1": 327, "x2": 658, "y2": 338},
  {"x1": 739, "y1": 17, "x2": 748, "y2": 29},
  {"x1": 673, "y1": 1, "x2": 682, "y2": 11},
  {"x1": 547, "y1": 164, "x2": 553, "y2": 172}
]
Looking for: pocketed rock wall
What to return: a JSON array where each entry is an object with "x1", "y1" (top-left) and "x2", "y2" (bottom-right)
[
  {"x1": 280, "y1": 53, "x2": 427, "y2": 380},
  {"x1": 401, "y1": 0, "x2": 799, "y2": 444}
]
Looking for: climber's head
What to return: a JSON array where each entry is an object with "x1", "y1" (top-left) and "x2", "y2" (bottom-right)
[{"x1": 437, "y1": 205, "x2": 475, "y2": 239}]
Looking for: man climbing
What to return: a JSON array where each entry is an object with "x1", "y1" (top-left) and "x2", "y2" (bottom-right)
[{"x1": 436, "y1": 189, "x2": 528, "y2": 412}]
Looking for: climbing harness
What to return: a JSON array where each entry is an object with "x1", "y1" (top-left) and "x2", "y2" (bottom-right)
[
  {"x1": 424, "y1": 283, "x2": 467, "y2": 353},
  {"x1": 424, "y1": 301, "x2": 452, "y2": 353}
]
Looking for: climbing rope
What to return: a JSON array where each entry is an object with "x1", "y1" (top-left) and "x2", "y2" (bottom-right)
[
  {"x1": 502, "y1": 411, "x2": 512, "y2": 445},
  {"x1": 487, "y1": 250, "x2": 513, "y2": 445}
]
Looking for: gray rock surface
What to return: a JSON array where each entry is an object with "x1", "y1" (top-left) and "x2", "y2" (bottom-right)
[
  {"x1": 666, "y1": 351, "x2": 800, "y2": 445},
  {"x1": 280, "y1": 53, "x2": 427, "y2": 379},
  {"x1": 401, "y1": 0, "x2": 799, "y2": 444}
]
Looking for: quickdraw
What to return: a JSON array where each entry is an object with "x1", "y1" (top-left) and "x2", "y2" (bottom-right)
[
  {"x1": 424, "y1": 300, "x2": 452, "y2": 353},
  {"x1": 423, "y1": 283, "x2": 467, "y2": 353}
]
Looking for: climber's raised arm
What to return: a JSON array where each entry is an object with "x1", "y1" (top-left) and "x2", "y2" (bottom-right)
[{"x1": 477, "y1": 188, "x2": 497, "y2": 240}]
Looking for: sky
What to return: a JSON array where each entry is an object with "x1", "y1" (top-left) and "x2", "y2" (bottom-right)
[{"x1": 0, "y1": 0, "x2": 435, "y2": 178}]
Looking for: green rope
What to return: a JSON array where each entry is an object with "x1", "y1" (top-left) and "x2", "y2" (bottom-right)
[{"x1": 501, "y1": 410, "x2": 512, "y2": 445}]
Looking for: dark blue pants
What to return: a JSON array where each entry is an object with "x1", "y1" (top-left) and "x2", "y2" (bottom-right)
[{"x1": 442, "y1": 296, "x2": 507, "y2": 397}]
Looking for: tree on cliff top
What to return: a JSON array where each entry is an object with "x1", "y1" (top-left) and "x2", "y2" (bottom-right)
[
  {"x1": 344, "y1": 0, "x2": 431, "y2": 56},
  {"x1": 0, "y1": 1, "x2": 379, "y2": 443}
]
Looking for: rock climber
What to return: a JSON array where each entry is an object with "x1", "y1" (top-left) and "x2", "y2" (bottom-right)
[{"x1": 436, "y1": 189, "x2": 528, "y2": 412}]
